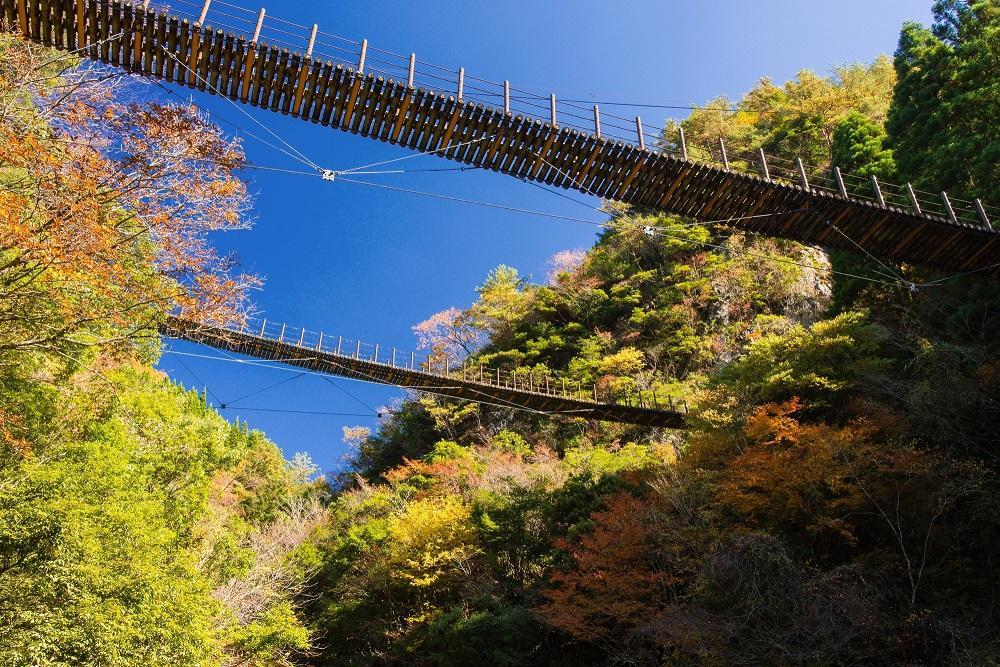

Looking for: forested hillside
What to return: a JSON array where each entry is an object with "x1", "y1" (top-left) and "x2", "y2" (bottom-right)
[
  {"x1": 306, "y1": 3, "x2": 1000, "y2": 665},
  {"x1": 1, "y1": 1, "x2": 998, "y2": 665},
  {"x1": 0, "y1": 34, "x2": 320, "y2": 666}
]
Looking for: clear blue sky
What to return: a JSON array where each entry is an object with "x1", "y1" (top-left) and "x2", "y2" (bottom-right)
[{"x1": 157, "y1": 0, "x2": 933, "y2": 471}]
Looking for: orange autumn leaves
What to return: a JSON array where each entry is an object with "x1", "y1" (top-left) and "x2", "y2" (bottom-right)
[
  {"x1": 0, "y1": 36, "x2": 257, "y2": 357},
  {"x1": 539, "y1": 399, "x2": 961, "y2": 646}
]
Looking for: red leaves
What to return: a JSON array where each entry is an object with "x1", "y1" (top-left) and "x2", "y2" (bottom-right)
[{"x1": 540, "y1": 493, "x2": 671, "y2": 644}]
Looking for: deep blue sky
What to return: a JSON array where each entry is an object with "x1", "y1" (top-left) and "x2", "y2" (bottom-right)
[{"x1": 157, "y1": 0, "x2": 933, "y2": 471}]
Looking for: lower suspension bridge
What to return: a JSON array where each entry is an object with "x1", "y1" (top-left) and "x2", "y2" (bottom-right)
[{"x1": 163, "y1": 317, "x2": 688, "y2": 428}]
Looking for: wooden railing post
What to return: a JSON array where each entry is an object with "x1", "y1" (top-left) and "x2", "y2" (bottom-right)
[
  {"x1": 196, "y1": 0, "x2": 211, "y2": 26},
  {"x1": 834, "y1": 166, "x2": 848, "y2": 198},
  {"x1": 975, "y1": 199, "x2": 991, "y2": 229},
  {"x1": 797, "y1": 158, "x2": 810, "y2": 191},
  {"x1": 305, "y1": 23, "x2": 317, "y2": 58},
  {"x1": 759, "y1": 148, "x2": 770, "y2": 182},
  {"x1": 251, "y1": 7, "x2": 264, "y2": 43},
  {"x1": 357, "y1": 38, "x2": 367, "y2": 74},
  {"x1": 941, "y1": 191, "x2": 958, "y2": 224},
  {"x1": 906, "y1": 183, "x2": 922, "y2": 215},
  {"x1": 871, "y1": 175, "x2": 886, "y2": 208}
]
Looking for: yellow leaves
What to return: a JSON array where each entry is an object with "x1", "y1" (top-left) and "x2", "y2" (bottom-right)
[
  {"x1": 598, "y1": 346, "x2": 645, "y2": 376},
  {"x1": 385, "y1": 496, "x2": 479, "y2": 589}
]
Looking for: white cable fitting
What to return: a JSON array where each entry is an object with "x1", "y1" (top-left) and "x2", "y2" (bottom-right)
[
  {"x1": 643, "y1": 225, "x2": 656, "y2": 237},
  {"x1": 321, "y1": 169, "x2": 337, "y2": 182}
]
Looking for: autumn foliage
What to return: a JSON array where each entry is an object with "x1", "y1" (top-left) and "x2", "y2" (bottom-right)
[
  {"x1": 540, "y1": 493, "x2": 671, "y2": 646},
  {"x1": 0, "y1": 35, "x2": 256, "y2": 361}
]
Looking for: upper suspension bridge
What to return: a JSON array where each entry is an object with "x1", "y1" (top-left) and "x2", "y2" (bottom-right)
[{"x1": 6, "y1": 0, "x2": 1000, "y2": 278}]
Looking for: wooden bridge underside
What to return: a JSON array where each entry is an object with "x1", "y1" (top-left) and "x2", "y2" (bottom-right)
[
  {"x1": 6, "y1": 0, "x2": 1000, "y2": 277},
  {"x1": 163, "y1": 318, "x2": 687, "y2": 428}
]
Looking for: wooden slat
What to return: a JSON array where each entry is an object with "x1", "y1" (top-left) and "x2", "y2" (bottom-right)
[
  {"x1": 118, "y1": 1, "x2": 131, "y2": 70},
  {"x1": 269, "y1": 48, "x2": 289, "y2": 112},
  {"x1": 97, "y1": 0, "x2": 110, "y2": 63},
  {"x1": 139, "y1": 7, "x2": 153, "y2": 73},
  {"x1": 373, "y1": 79, "x2": 401, "y2": 139},
  {"x1": 339, "y1": 72, "x2": 363, "y2": 129},
  {"x1": 312, "y1": 61, "x2": 334, "y2": 124},
  {"x1": 528, "y1": 126, "x2": 558, "y2": 179},
  {"x1": 298, "y1": 58, "x2": 321, "y2": 118},
  {"x1": 388, "y1": 85, "x2": 414, "y2": 143},
  {"x1": 540, "y1": 128, "x2": 572, "y2": 186},
  {"x1": 207, "y1": 28, "x2": 223, "y2": 91},
  {"x1": 351, "y1": 72, "x2": 384, "y2": 134},
  {"x1": 280, "y1": 52, "x2": 299, "y2": 115},
  {"x1": 350, "y1": 73, "x2": 377, "y2": 134},
  {"x1": 16, "y1": 0, "x2": 27, "y2": 37},
  {"x1": 957, "y1": 234, "x2": 999, "y2": 271},
  {"x1": 398, "y1": 87, "x2": 426, "y2": 146},
  {"x1": 39, "y1": 0, "x2": 49, "y2": 45},
  {"x1": 254, "y1": 45, "x2": 277, "y2": 107}
]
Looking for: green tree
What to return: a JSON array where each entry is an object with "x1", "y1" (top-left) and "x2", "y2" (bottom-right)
[{"x1": 887, "y1": 1, "x2": 1000, "y2": 208}]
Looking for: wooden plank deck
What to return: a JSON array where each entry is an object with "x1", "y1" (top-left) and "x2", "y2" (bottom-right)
[
  {"x1": 162, "y1": 317, "x2": 688, "y2": 428},
  {"x1": 6, "y1": 0, "x2": 1000, "y2": 277}
]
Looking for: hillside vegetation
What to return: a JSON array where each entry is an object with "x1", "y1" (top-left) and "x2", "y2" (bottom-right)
[
  {"x1": 1, "y1": 2, "x2": 998, "y2": 666},
  {"x1": 307, "y1": 3, "x2": 1000, "y2": 664}
]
